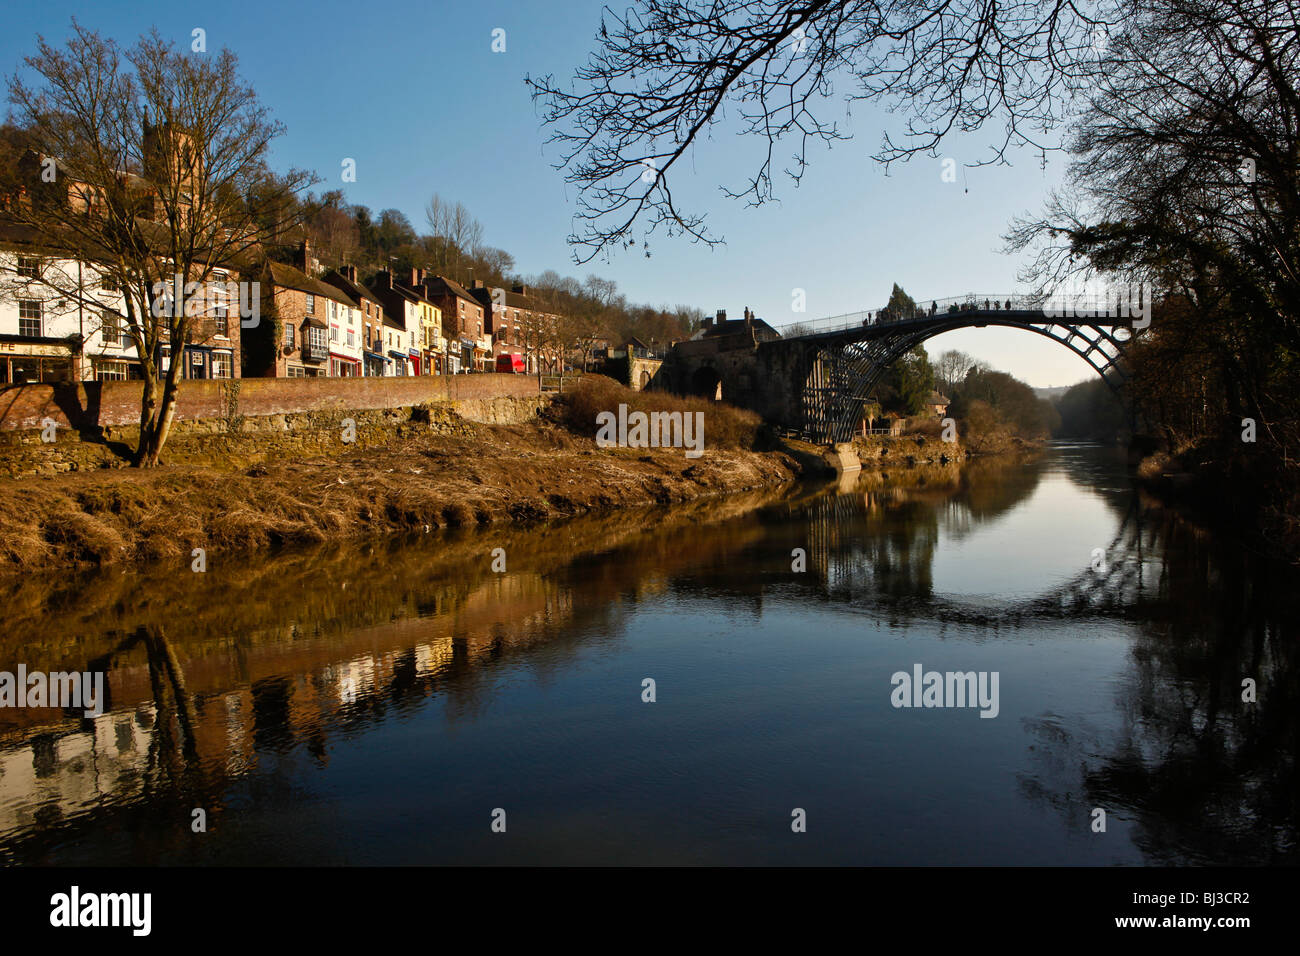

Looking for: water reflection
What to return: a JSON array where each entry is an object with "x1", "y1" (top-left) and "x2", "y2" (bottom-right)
[{"x1": 0, "y1": 445, "x2": 1295, "y2": 865}]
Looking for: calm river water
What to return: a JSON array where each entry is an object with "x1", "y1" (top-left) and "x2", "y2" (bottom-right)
[{"x1": 1, "y1": 443, "x2": 1295, "y2": 865}]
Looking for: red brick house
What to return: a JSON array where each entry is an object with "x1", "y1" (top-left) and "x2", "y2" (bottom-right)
[
  {"x1": 422, "y1": 275, "x2": 488, "y2": 371},
  {"x1": 242, "y1": 257, "x2": 354, "y2": 378},
  {"x1": 469, "y1": 282, "x2": 564, "y2": 374}
]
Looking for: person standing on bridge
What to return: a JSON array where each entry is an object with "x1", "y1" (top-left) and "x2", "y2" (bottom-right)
[
  {"x1": 930, "y1": 301, "x2": 937, "y2": 316},
  {"x1": 985, "y1": 298, "x2": 991, "y2": 311}
]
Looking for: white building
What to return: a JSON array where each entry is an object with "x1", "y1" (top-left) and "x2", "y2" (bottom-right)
[{"x1": 0, "y1": 242, "x2": 141, "y2": 383}]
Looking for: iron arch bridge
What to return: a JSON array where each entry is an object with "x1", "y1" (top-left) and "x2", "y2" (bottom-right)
[
  {"x1": 791, "y1": 293, "x2": 1142, "y2": 443},
  {"x1": 659, "y1": 292, "x2": 1146, "y2": 444}
]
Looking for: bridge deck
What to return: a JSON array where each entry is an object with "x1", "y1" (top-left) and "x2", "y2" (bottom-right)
[{"x1": 774, "y1": 293, "x2": 1142, "y2": 345}]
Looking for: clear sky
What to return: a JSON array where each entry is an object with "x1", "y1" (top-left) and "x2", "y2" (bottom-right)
[{"x1": 0, "y1": 0, "x2": 1099, "y2": 388}]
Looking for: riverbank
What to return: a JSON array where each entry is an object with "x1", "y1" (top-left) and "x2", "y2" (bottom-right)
[
  {"x1": 0, "y1": 374, "x2": 1050, "y2": 575},
  {"x1": 1136, "y1": 441, "x2": 1300, "y2": 563},
  {"x1": 0, "y1": 383, "x2": 808, "y2": 575}
]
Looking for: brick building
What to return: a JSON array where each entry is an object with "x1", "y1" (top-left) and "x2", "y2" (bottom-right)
[
  {"x1": 243, "y1": 256, "x2": 354, "y2": 378},
  {"x1": 422, "y1": 275, "x2": 489, "y2": 371}
]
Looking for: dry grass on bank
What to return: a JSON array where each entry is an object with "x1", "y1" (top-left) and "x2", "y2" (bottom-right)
[
  {"x1": 0, "y1": 403, "x2": 801, "y2": 574},
  {"x1": 555, "y1": 375, "x2": 763, "y2": 450}
]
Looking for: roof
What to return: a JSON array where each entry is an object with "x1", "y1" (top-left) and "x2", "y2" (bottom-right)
[
  {"x1": 423, "y1": 275, "x2": 480, "y2": 306},
  {"x1": 702, "y1": 316, "x2": 781, "y2": 342},
  {"x1": 266, "y1": 260, "x2": 352, "y2": 305},
  {"x1": 928, "y1": 391, "x2": 951, "y2": 404},
  {"x1": 0, "y1": 213, "x2": 249, "y2": 272},
  {"x1": 322, "y1": 269, "x2": 383, "y2": 307}
]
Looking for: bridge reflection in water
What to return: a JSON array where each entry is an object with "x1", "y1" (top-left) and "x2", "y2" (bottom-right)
[{"x1": 0, "y1": 445, "x2": 1294, "y2": 865}]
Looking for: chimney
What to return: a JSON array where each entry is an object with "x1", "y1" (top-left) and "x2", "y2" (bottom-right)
[
  {"x1": 373, "y1": 270, "x2": 392, "y2": 290},
  {"x1": 409, "y1": 268, "x2": 421, "y2": 288},
  {"x1": 295, "y1": 239, "x2": 311, "y2": 271},
  {"x1": 716, "y1": 309, "x2": 726, "y2": 323},
  {"x1": 745, "y1": 307, "x2": 753, "y2": 330},
  {"x1": 512, "y1": 284, "x2": 528, "y2": 296},
  {"x1": 704, "y1": 315, "x2": 713, "y2": 329},
  {"x1": 341, "y1": 264, "x2": 357, "y2": 283},
  {"x1": 472, "y1": 279, "x2": 485, "y2": 289}
]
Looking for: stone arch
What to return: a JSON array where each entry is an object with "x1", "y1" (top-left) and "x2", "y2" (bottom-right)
[{"x1": 690, "y1": 365, "x2": 722, "y2": 401}]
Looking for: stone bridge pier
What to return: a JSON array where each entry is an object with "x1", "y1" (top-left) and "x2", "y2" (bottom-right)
[{"x1": 652, "y1": 333, "x2": 821, "y2": 433}]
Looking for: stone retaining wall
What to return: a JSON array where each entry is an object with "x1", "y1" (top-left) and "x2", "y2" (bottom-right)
[{"x1": 0, "y1": 374, "x2": 541, "y2": 433}]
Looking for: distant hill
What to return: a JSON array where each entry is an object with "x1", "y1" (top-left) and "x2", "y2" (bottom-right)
[{"x1": 1034, "y1": 385, "x2": 1075, "y2": 401}]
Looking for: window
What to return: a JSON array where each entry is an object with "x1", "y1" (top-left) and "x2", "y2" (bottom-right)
[
  {"x1": 214, "y1": 303, "x2": 228, "y2": 334},
  {"x1": 101, "y1": 312, "x2": 121, "y2": 346},
  {"x1": 100, "y1": 273, "x2": 120, "y2": 292},
  {"x1": 16, "y1": 256, "x2": 41, "y2": 279},
  {"x1": 288, "y1": 365, "x2": 306, "y2": 378},
  {"x1": 211, "y1": 353, "x2": 232, "y2": 378},
  {"x1": 330, "y1": 325, "x2": 339, "y2": 343},
  {"x1": 95, "y1": 360, "x2": 129, "y2": 381},
  {"x1": 347, "y1": 330, "x2": 355, "y2": 346},
  {"x1": 309, "y1": 325, "x2": 327, "y2": 351},
  {"x1": 18, "y1": 300, "x2": 42, "y2": 337},
  {"x1": 284, "y1": 322, "x2": 295, "y2": 347},
  {"x1": 305, "y1": 293, "x2": 315, "y2": 315},
  {"x1": 328, "y1": 300, "x2": 335, "y2": 320}
]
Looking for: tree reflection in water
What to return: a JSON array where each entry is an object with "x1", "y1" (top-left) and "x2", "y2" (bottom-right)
[{"x1": 0, "y1": 447, "x2": 1295, "y2": 864}]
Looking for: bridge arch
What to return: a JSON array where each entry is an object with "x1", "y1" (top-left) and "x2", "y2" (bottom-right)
[{"x1": 790, "y1": 312, "x2": 1136, "y2": 443}]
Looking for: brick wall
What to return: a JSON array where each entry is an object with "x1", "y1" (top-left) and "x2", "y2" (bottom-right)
[{"x1": 0, "y1": 373, "x2": 541, "y2": 432}]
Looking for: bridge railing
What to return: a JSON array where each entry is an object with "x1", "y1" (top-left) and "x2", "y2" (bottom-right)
[{"x1": 772, "y1": 292, "x2": 1141, "y2": 338}]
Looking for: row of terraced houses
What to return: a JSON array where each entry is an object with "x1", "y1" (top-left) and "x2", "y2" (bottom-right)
[{"x1": 0, "y1": 136, "x2": 567, "y2": 384}]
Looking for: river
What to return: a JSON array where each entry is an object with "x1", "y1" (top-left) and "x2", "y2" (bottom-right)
[{"x1": 1, "y1": 442, "x2": 1295, "y2": 865}]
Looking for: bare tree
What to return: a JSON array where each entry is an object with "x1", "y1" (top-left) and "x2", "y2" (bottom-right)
[
  {"x1": 1006, "y1": 0, "x2": 1300, "y2": 444},
  {"x1": 3, "y1": 23, "x2": 313, "y2": 465},
  {"x1": 529, "y1": 0, "x2": 1115, "y2": 261},
  {"x1": 934, "y1": 349, "x2": 977, "y2": 393},
  {"x1": 425, "y1": 193, "x2": 484, "y2": 282}
]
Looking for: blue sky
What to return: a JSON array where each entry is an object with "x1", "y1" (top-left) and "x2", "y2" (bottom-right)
[{"x1": 1, "y1": 0, "x2": 1098, "y2": 387}]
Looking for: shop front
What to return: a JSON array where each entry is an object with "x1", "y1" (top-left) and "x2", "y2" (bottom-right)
[
  {"x1": 330, "y1": 353, "x2": 362, "y2": 377},
  {"x1": 182, "y1": 345, "x2": 235, "y2": 379},
  {"x1": 0, "y1": 338, "x2": 75, "y2": 384}
]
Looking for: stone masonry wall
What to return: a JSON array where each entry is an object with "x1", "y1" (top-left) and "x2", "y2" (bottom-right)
[
  {"x1": 0, "y1": 391, "x2": 549, "y2": 477},
  {"x1": 0, "y1": 373, "x2": 541, "y2": 433}
]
